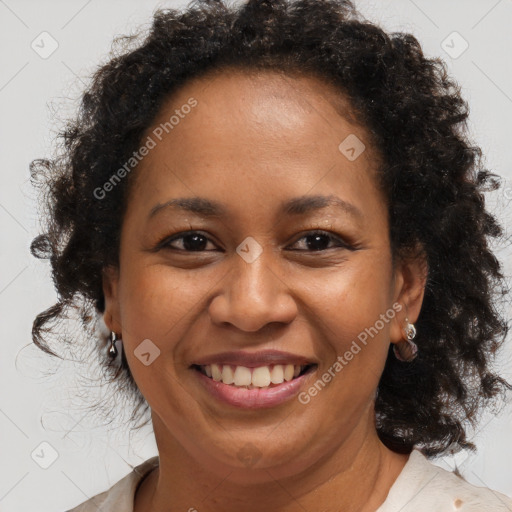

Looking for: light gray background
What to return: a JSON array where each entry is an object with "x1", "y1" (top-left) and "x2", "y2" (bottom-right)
[{"x1": 1, "y1": 1, "x2": 511, "y2": 510}]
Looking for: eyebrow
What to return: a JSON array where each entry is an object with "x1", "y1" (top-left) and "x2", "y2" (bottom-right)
[{"x1": 148, "y1": 194, "x2": 363, "y2": 220}]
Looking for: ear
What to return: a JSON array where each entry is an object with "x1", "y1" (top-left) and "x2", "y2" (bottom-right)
[
  {"x1": 389, "y1": 247, "x2": 428, "y2": 344},
  {"x1": 102, "y1": 265, "x2": 122, "y2": 334}
]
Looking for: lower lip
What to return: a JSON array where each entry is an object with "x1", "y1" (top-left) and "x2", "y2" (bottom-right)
[{"x1": 193, "y1": 368, "x2": 315, "y2": 409}]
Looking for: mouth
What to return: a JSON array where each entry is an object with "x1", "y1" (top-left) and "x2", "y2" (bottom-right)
[
  {"x1": 191, "y1": 363, "x2": 317, "y2": 389},
  {"x1": 189, "y1": 350, "x2": 320, "y2": 408}
]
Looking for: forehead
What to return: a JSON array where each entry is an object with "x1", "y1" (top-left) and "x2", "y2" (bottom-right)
[
  {"x1": 126, "y1": 68, "x2": 385, "y2": 224},
  {"x1": 149, "y1": 67, "x2": 368, "y2": 147}
]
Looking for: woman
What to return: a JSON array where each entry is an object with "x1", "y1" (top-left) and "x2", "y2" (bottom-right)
[{"x1": 30, "y1": 0, "x2": 512, "y2": 510}]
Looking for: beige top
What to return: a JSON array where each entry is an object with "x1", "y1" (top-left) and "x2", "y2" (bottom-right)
[{"x1": 66, "y1": 448, "x2": 512, "y2": 511}]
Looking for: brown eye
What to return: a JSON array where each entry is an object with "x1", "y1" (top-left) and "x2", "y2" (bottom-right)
[
  {"x1": 159, "y1": 231, "x2": 218, "y2": 252},
  {"x1": 288, "y1": 230, "x2": 353, "y2": 252}
]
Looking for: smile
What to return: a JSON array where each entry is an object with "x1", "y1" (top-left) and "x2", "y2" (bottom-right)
[
  {"x1": 191, "y1": 362, "x2": 318, "y2": 409},
  {"x1": 193, "y1": 363, "x2": 315, "y2": 388}
]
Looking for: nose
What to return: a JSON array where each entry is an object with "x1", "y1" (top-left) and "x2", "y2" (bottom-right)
[{"x1": 208, "y1": 252, "x2": 298, "y2": 332}]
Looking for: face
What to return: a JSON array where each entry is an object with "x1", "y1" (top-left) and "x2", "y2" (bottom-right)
[{"x1": 103, "y1": 68, "x2": 425, "y2": 481}]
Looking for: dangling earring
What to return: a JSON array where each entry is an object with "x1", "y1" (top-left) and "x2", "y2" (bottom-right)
[
  {"x1": 109, "y1": 331, "x2": 119, "y2": 358},
  {"x1": 393, "y1": 317, "x2": 418, "y2": 362}
]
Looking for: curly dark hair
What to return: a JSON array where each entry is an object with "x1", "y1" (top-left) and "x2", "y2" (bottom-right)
[{"x1": 30, "y1": 0, "x2": 512, "y2": 457}]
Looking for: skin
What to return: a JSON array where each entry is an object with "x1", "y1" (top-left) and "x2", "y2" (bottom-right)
[{"x1": 103, "y1": 68, "x2": 427, "y2": 512}]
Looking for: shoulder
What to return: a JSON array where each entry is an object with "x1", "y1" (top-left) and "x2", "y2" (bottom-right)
[
  {"x1": 379, "y1": 448, "x2": 512, "y2": 512},
  {"x1": 65, "y1": 456, "x2": 159, "y2": 512}
]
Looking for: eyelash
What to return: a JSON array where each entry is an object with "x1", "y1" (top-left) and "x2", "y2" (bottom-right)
[{"x1": 156, "y1": 229, "x2": 354, "y2": 253}]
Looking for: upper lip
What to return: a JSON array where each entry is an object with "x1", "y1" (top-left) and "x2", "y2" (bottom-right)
[{"x1": 192, "y1": 350, "x2": 318, "y2": 368}]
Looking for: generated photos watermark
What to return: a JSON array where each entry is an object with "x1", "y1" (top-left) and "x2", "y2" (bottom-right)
[
  {"x1": 298, "y1": 302, "x2": 403, "y2": 404},
  {"x1": 93, "y1": 97, "x2": 198, "y2": 200}
]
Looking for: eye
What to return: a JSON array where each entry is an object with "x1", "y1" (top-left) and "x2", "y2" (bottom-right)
[
  {"x1": 288, "y1": 230, "x2": 353, "y2": 252},
  {"x1": 158, "y1": 231, "x2": 219, "y2": 252},
  {"x1": 155, "y1": 229, "x2": 353, "y2": 253}
]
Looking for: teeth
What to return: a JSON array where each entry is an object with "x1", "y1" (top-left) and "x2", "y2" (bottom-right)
[
  {"x1": 211, "y1": 363, "x2": 222, "y2": 382},
  {"x1": 284, "y1": 364, "x2": 294, "y2": 381},
  {"x1": 221, "y1": 365, "x2": 235, "y2": 384},
  {"x1": 252, "y1": 366, "x2": 271, "y2": 387},
  {"x1": 233, "y1": 366, "x2": 252, "y2": 386},
  {"x1": 270, "y1": 364, "x2": 284, "y2": 384},
  {"x1": 284, "y1": 364, "x2": 295, "y2": 381},
  {"x1": 201, "y1": 363, "x2": 308, "y2": 388}
]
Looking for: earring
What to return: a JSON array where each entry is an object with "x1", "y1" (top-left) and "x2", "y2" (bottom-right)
[
  {"x1": 393, "y1": 317, "x2": 418, "y2": 362},
  {"x1": 109, "y1": 331, "x2": 119, "y2": 358}
]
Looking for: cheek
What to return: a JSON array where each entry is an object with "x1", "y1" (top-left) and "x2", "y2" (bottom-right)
[
  {"x1": 299, "y1": 257, "x2": 394, "y2": 412},
  {"x1": 299, "y1": 255, "x2": 394, "y2": 345},
  {"x1": 118, "y1": 262, "x2": 206, "y2": 340},
  {"x1": 291, "y1": 260, "x2": 394, "y2": 447},
  {"x1": 115, "y1": 263, "x2": 202, "y2": 408}
]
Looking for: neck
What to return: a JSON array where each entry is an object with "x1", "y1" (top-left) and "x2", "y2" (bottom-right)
[{"x1": 135, "y1": 407, "x2": 410, "y2": 512}]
